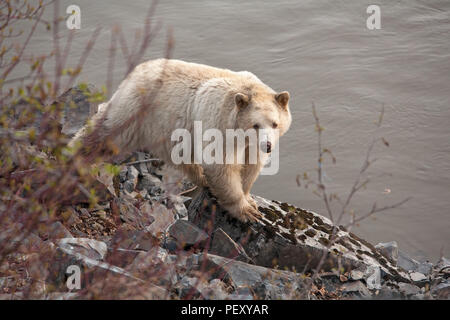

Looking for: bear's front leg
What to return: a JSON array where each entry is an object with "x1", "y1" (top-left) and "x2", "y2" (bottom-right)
[
  {"x1": 241, "y1": 163, "x2": 263, "y2": 210},
  {"x1": 203, "y1": 165, "x2": 262, "y2": 223}
]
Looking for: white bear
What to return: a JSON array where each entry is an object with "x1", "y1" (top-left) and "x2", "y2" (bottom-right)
[{"x1": 70, "y1": 59, "x2": 291, "y2": 222}]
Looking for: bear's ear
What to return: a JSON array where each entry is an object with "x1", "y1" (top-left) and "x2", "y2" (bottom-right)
[
  {"x1": 275, "y1": 91, "x2": 290, "y2": 109},
  {"x1": 235, "y1": 93, "x2": 250, "y2": 109}
]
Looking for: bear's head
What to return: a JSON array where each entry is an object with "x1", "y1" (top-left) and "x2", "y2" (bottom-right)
[{"x1": 234, "y1": 89, "x2": 291, "y2": 154}]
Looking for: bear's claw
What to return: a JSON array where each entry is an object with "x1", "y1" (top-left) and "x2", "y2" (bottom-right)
[
  {"x1": 241, "y1": 203, "x2": 263, "y2": 223},
  {"x1": 247, "y1": 195, "x2": 258, "y2": 210}
]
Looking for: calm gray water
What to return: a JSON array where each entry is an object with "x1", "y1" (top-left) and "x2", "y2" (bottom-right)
[{"x1": 20, "y1": 0, "x2": 450, "y2": 261}]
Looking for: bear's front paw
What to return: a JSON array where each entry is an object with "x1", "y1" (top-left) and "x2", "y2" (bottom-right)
[
  {"x1": 225, "y1": 199, "x2": 262, "y2": 223},
  {"x1": 241, "y1": 203, "x2": 263, "y2": 223},
  {"x1": 231, "y1": 201, "x2": 262, "y2": 223}
]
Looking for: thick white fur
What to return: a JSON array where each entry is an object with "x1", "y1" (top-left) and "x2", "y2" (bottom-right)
[{"x1": 71, "y1": 59, "x2": 291, "y2": 222}]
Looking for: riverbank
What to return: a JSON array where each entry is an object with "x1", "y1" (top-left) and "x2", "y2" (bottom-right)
[{"x1": 0, "y1": 87, "x2": 448, "y2": 300}]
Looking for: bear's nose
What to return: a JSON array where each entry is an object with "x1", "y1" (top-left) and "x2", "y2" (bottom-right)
[{"x1": 260, "y1": 141, "x2": 272, "y2": 153}]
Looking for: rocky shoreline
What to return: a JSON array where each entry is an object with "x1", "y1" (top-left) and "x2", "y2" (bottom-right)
[{"x1": 0, "y1": 86, "x2": 448, "y2": 300}]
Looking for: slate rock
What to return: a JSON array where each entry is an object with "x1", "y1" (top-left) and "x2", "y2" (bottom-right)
[
  {"x1": 431, "y1": 281, "x2": 450, "y2": 299},
  {"x1": 374, "y1": 285, "x2": 403, "y2": 300},
  {"x1": 175, "y1": 276, "x2": 204, "y2": 299},
  {"x1": 43, "y1": 292, "x2": 79, "y2": 300},
  {"x1": 145, "y1": 203, "x2": 175, "y2": 236},
  {"x1": 350, "y1": 269, "x2": 364, "y2": 281},
  {"x1": 210, "y1": 228, "x2": 251, "y2": 263},
  {"x1": 46, "y1": 221, "x2": 73, "y2": 240},
  {"x1": 106, "y1": 228, "x2": 159, "y2": 267},
  {"x1": 109, "y1": 227, "x2": 158, "y2": 251},
  {"x1": 57, "y1": 238, "x2": 107, "y2": 260},
  {"x1": 397, "y1": 251, "x2": 434, "y2": 278},
  {"x1": 375, "y1": 241, "x2": 398, "y2": 264},
  {"x1": 227, "y1": 294, "x2": 253, "y2": 300},
  {"x1": 123, "y1": 181, "x2": 135, "y2": 194},
  {"x1": 128, "y1": 247, "x2": 168, "y2": 271},
  {"x1": 0, "y1": 293, "x2": 23, "y2": 300},
  {"x1": 188, "y1": 190, "x2": 410, "y2": 284},
  {"x1": 200, "y1": 279, "x2": 229, "y2": 300},
  {"x1": 167, "y1": 194, "x2": 189, "y2": 219},
  {"x1": 398, "y1": 250, "x2": 420, "y2": 272},
  {"x1": 138, "y1": 173, "x2": 162, "y2": 191},
  {"x1": 105, "y1": 248, "x2": 140, "y2": 268},
  {"x1": 125, "y1": 166, "x2": 140, "y2": 192},
  {"x1": 435, "y1": 257, "x2": 450, "y2": 273},
  {"x1": 341, "y1": 281, "x2": 372, "y2": 299},
  {"x1": 409, "y1": 271, "x2": 427, "y2": 282},
  {"x1": 114, "y1": 198, "x2": 155, "y2": 230},
  {"x1": 398, "y1": 283, "x2": 421, "y2": 296},
  {"x1": 168, "y1": 220, "x2": 209, "y2": 248},
  {"x1": 364, "y1": 265, "x2": 381, "y2": 290},
  {"x1": 135, "y1": 152, "x2": 149, "y2": 174},
  {"x1": 119, "y1": 167, "x2": 128, "y2": 183},
  {"x1": 126, "y1": 247, "x2": 176, "y2": 287},
  {"x1": 55, "y1": 84, "x2": 98, "y2": 137},
  {"x1": 17, "y1": 233, "x2": 49, "y2": 254},
  {"x1": 200, "y1": 254, "x2": 305, "y2": 299},
  {"x1": 417, "y1": 262, "x2": 433, "y2": 276}
]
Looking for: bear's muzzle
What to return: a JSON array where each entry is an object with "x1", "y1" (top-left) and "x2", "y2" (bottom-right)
[{"x1": 260, "y1": 141, "x2": 272, "y2": 153}]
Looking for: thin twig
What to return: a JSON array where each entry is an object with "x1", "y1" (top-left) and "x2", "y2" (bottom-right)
[{"x1": 123, "y1": 158, "x2": 160, "y2": 166}]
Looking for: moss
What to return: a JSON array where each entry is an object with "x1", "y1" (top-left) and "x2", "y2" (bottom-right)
[
  {"x1": 349, "y1": 232, "x2": 377, "y2": 252},
  {"x1": 279, "y1": 202, "x2": 290, "y2": 212},
  {"x1": 372, "y1": 251, "x2": 383, "y2": 259},
  {"x1": 336, "y1": 238, "x2": 352, "y2": 251},
  {"x1": 347, "y1": 237, "x2": 361, "y2": 248},
  {"x1": 275, "y1": 209, "x2": 284, "y2": 218},
  {"x1": 319, "y1": 237, "x2": 330, "y2": 246},
  {"x1": 293, "y1": 218, "x2": 308, "y2": 230},
  {"x1": 363, "y1": 250, "x2": 378, "y2": 259},
  {"x1": 263, "y1": 224, "x2": 278, "y2": 240},
  {"x1": 304, "y1": 229, "x2": 317, "y2": 237},
  {"x1": 379, "y1": 257, "x2": 388, "y2": 267},
  {"x1": 389, "y1": 268, "x2": 400, "y2": 277},
  {"x1": 281, "y1": 231, "x2": 297, "y2": 244},
  {"x1": 260, "y1": 217, "x2": 271, "y2": 226},
  {"x1": 297, "y1": 208, "x2": 314, "y2": 219},
  {"x1": 295, "y1": 210, "x2": 314, "y2": 225},
  {"x1": 383, "y1": 270, "x2": 406, "y2": 284},
  {"x1": 313, "y1": 216, "x2": 324, "y2": 225},
  {"x1": 332, "y1": 248, "x2": 341, "y2": 256},
  {"x1": 279, "y1": 215, "x2": 290, "y2": 229},
  {"x1": 284, "y1": 212, "x2": 307, "y2": 230},
  {"x1": 258, "y1": 206, "x2": 279, "y2": 222},
  {"x1": 382, "y1": 254, "x2": 396, "y2": 266},
  {"x1": 314, "y1": 223, "x2": 333, "y2": 234}
]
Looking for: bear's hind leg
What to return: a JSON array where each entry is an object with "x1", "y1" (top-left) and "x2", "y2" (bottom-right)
[{"x1": 182, "y1": 164, "x2": 208, "y2": 188}]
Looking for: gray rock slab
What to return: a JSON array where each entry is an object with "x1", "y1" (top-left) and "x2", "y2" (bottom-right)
[
  {"x1": 188, "y1": 190, "x2": 411, "y2": 284},
  {"x1": 168, "y1": 219, "x2": 209, "y2": 248}
]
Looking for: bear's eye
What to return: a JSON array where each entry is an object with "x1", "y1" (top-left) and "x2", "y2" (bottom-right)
[
  {"x1": 253, "y1": 124, "x2": 260, "y2": 130},
  {"x1": 272, "y1": 122, "x2": 278, "y2": 128}
]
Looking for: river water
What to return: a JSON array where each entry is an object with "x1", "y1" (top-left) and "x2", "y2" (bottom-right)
[{"x1": 19, "y1": 0, "x2": 450, "y2": 261}]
